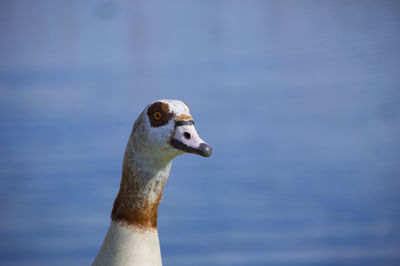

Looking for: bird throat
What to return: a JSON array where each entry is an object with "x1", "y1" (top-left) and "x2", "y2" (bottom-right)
[{"x1": 111, "y1": 155, "x2": 170, "y2": 230}]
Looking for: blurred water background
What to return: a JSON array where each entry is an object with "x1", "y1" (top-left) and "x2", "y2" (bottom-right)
[{"x1": 1, "y1": 1, "x2": 400, "y2": 265}]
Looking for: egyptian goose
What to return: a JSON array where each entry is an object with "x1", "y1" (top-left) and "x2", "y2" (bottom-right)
[{"x1": 92, "y1": 99, "x2": 212, "y2": 266}]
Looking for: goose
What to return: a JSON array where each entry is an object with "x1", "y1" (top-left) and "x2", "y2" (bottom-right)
[{"x1": 92, "y1": 99, "x2": 212, "y2": 266}]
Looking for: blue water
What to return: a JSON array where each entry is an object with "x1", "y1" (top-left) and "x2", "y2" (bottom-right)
[{"x1": 1, "y1": 1, "x2": 400, "y2": 265}]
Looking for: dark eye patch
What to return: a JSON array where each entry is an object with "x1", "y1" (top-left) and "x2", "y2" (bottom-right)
[{"x1": 147, "y1": 101, "x2": 174, "y2": 127}]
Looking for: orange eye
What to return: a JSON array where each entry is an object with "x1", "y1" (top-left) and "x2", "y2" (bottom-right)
[{"x1": 153, "y1": 111, "x2": 162, "y2": 121}]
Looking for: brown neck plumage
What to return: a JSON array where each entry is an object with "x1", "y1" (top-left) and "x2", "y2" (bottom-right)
[{"x1": 111, "y1": 160, "x2": 167, "y2": 230}]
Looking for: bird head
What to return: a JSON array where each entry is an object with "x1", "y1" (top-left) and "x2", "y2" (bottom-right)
[{"x1": 130, "y1": 99, "x2": 212, "y2": 161}]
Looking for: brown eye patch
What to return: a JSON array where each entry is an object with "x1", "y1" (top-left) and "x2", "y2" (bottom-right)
[{"x1": 147, "y1": 101, "x2": 174, "y2": 127}]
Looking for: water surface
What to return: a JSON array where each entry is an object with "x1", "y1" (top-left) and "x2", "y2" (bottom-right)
[{"x1": 1, "y1": 1, "x2": 400, "y2": 265}]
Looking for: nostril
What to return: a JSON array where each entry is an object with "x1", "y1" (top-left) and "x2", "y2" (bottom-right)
[{"x1": 184, "y1": 132, "x2": 191, "y2": 140}]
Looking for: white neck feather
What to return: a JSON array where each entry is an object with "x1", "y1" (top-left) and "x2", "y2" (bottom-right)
[{"x1": 92, "y1": 221, "x2": 162, "y2": 266}]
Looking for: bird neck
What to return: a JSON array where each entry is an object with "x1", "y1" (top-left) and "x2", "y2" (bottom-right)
[
  {"x1": 93, "y1": 148, "x2": 170, "y2": 266},
  {"x1": 111, "y1": 147, "x2": 172, "y2": 230}
]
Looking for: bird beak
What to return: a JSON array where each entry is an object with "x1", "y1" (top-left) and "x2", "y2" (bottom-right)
[{"x1": 170, "y1": 120, "x2": 212, "y2": 157}]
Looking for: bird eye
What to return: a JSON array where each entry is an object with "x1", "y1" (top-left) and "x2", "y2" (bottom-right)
[{"x1": 153, "y1": 111, "x2": 162, "y2": 121}]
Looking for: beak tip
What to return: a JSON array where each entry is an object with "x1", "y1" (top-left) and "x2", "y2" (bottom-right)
[{"x1": 199, "y1": 143, "x2": 213, "y2": 157}]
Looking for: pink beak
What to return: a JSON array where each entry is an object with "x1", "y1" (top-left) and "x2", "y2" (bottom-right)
[{"x1": 170, "y1": 120, "x2": 212, "y2": 157}]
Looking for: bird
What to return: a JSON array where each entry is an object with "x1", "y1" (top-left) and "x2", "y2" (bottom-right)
[{"x1": 92, "y1": 99, "x2": 212, "y2": 266}]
